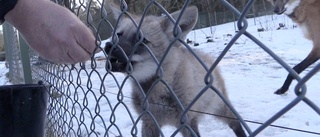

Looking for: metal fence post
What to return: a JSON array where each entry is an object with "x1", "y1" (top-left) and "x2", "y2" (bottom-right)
[
  {"x1": 2, "y1": 23, "x2": 14, "y2": 81},
  {"x1": 18, "y1": 34, "x2": 33, "y2": 84}
]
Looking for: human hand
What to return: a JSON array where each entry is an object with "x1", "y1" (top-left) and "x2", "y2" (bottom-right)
[{"x1": 5, "y1": 0, "x2": 99, "y2": 64}]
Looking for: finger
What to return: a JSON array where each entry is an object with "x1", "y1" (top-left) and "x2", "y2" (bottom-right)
[
  {"x1": 65, "y1": 44, "x2": 91, "y2": 63},
  {"x1": 73, "y1": 23, "x2": 97, "y2": 54}
]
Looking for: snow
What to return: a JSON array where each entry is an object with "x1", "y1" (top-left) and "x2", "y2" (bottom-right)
[
  {"x1": 1, "y1": 14, "x2": 319, "y2": 137},
  {"x1": 0, "y1": 62, "x2": 9, "y2": 85}
]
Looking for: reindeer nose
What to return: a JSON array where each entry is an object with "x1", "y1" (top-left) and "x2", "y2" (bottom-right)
[{"x1": 104, "y1": 42, "x2": 113, "y2": 53}]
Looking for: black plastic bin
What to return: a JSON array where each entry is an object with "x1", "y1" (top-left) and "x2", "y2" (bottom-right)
[{"x1": 0, "y1": 82, "x2": 48, "y2": 137}]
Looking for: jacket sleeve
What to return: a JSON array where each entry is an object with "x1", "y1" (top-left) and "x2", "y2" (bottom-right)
[{"x1": 0, "y1": 0, "x2": 19, "y2": 24}]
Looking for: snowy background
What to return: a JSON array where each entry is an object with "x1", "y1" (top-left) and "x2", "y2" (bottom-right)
[{"x1": 1, "y1": 14, "x2": 319, "y2": 137}]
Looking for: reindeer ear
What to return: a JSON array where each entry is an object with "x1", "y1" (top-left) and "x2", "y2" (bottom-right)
[
  {"x1": 161, "y1": 6, "x2": 198, "y2": 39},
  {"x1": 109, "y1": 3, "x2": 122, "y2": 19}
]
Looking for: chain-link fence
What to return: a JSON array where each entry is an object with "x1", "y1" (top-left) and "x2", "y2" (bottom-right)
[{"x1": 2, "y1": 0, "x2": 320, "y2": 136}]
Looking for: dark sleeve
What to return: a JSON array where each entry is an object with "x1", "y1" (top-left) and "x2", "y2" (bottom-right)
[{"x1": 0, "y1": 0, "x2": 19, "y2": 24}]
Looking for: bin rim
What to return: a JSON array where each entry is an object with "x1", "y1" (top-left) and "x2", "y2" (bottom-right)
[{"x1": 0, "y1": 81, "x2": 46, "y2": 89}]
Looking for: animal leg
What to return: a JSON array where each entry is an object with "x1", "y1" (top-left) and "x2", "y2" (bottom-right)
[
  {"x1": 141, "y1": 121, "x2": 160, "y2": 137},
  {"x1": 228, "y1": 121, "x2": 247, "y2": 137},
  {"x1": 180, "y1": 117, "x2": 201, "y2": 137},
  {"x1": 275, "y1": 49, "x2": 320, "y2": 94},
  {"x1": 217, "y1": 105, "x2": 246, "y2": 137}
]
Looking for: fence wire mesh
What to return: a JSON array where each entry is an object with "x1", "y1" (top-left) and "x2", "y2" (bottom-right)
[{"x1": 2, "y1": 0, "x2": 320, "y2": 137}]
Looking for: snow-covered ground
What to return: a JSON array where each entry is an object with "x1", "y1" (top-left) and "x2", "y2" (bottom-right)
[{"x1": 1, "y1": 14, "x2": 319, "y2": 137}]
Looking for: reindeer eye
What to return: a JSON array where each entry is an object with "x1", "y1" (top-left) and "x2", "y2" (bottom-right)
[{"x1": 116, "y1": 32, "x2": 123, "y2": 37}]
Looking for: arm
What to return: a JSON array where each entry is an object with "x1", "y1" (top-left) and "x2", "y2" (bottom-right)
[{"x1": 4, "y1": 0, "x2": 98, "y2": 64}]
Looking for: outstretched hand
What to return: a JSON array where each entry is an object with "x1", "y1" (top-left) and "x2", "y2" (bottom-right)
[{"x1": 5, "y1": 0, "x2": 98, "y2": 64}]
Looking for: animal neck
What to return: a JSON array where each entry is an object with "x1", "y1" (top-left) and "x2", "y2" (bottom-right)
[
  {"x1": 287, "y1": 11, "x2": 297, "y2": 19},
  {"x1": 287, "y1": 0, "x2": 308, "y2": 24},
  {"x1": 138, "y1": 74, "x2": 159, "y2": 94},
  {"x1": 284, "y1": 0, "x2": 301, "y2": 17}
]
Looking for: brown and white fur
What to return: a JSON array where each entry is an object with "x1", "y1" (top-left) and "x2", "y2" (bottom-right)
[
  {"x1": 267, "y1": 0, "x2": 320, "y2": 94},
  {"x1": 104, "y1": 5, "x2": 246, "y2": 137}
]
